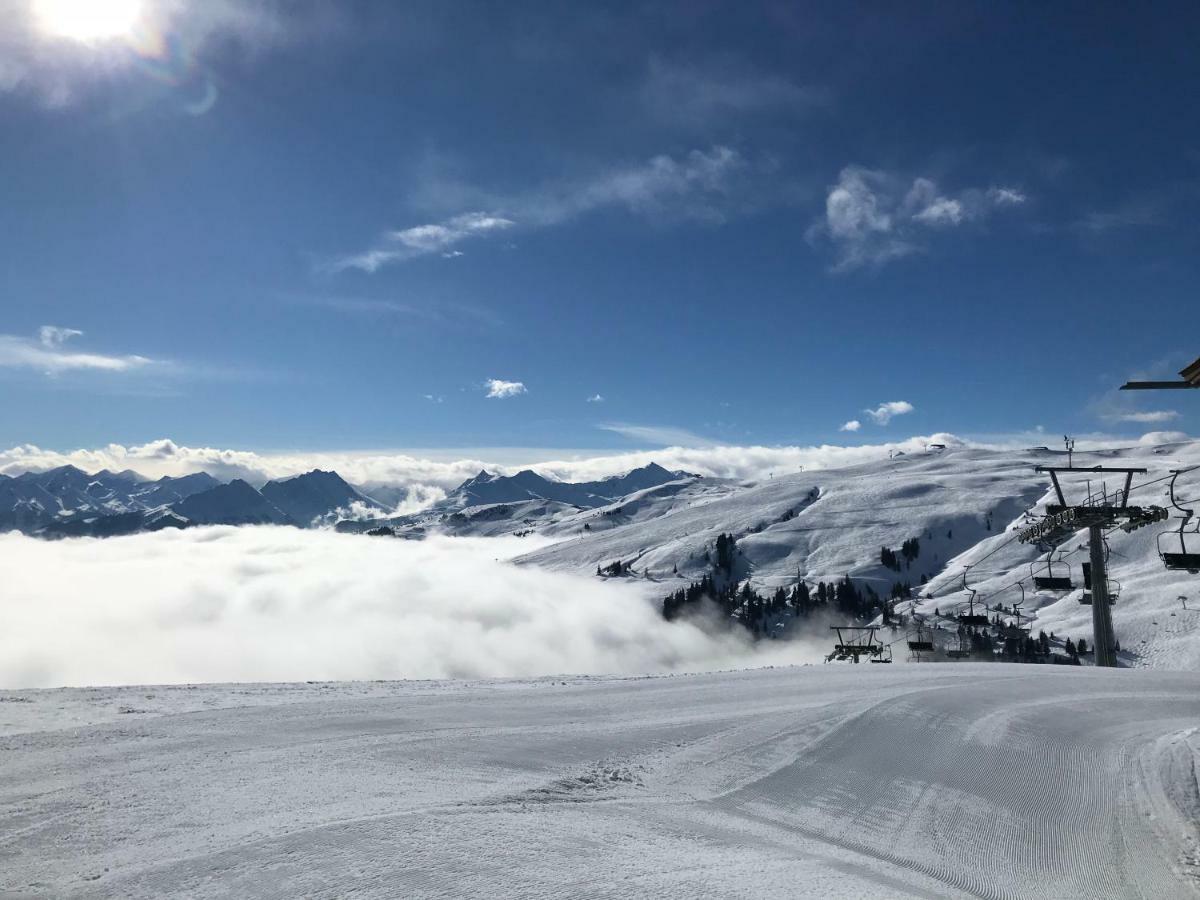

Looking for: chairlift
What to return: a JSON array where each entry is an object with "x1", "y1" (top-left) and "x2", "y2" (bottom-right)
[
  {"x1": 1159, "y1": 471, "x2": 1200, "y2": 574},
  {"x1": 1032, "y1": 551, "x2": 1074, "y2": 591},
  {"x1": 946, "y1": 639, "x2": 972, "y2": 659},
  {"x1": 956, "y1": 569, "x2": 990, "y2": 626},
  {"x1": 869, "y1": 645, "x2": 893, "y2": 664},
  {"x1": 826, "y1": 625, "x2": 884, "y2": 664},
  {"x1": 1009, "y1": 584, "x2": 1032, "y2": 632},
  {"x1": 907, "y1": 623, "x2": 935, "y2": 661}
]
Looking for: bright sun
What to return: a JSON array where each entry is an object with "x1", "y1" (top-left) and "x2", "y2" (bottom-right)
[{"x1": 34, "y1": 0, "x2": 144, "y2": 42}]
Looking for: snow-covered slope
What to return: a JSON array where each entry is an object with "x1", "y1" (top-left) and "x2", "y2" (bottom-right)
[
  {"x1": 2, "y1": 665, "x2": 1197, "y2": 898},
  {"x1": 511, "y1": 442, "x2": 1200, "y2": 670},
  {"x1": 517, "y1": 448, "x2": 1052, "y2": 585}
]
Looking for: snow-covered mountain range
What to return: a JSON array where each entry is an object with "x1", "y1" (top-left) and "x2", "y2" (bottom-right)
[
  {"x1": 0, "y1": 461, "x2": 688, "y2": 538},
  {"x1": 0, "y1": 466, "x2": 384, "y2": 535}
]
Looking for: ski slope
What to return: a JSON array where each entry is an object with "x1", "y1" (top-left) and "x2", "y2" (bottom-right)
[
  {"x1": 2, "y1": 665, "x2": 1198, "y2": 898},
  {"x1": 518, "y1": 448, "x2": 1050, "y2": 590},
  {"x1": 514, "y1": 442, "x2": 1200, "y2": 670}
]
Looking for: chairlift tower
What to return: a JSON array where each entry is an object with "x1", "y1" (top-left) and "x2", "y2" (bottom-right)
[{"x1": 1018, "y1": 465, "x2": 1167, "y2": 667}]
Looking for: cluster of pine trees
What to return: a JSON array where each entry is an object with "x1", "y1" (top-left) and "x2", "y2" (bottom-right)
[
  {"x1": 713, "y1": 532, "x2": 736, "y2": 574},
  {"x1": 880, "y1": 537, "x2": 921, "y2": 571},
  {"x1": 662, "y1": 573, "x2": 887, "y2": 639},
  {"x1": 661, "y1": 574, "x2": 796, "y2": 635}
]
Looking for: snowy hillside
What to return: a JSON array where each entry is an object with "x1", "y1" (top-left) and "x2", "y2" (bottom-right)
[
  {"x1": 3, "y1": 665, "x2": 1198, "y2": 898},
  {"x1": 507, "y1": 441, "x2": 1200, "y2": 670},
  {"x1": 517, "y1": 448, "x2": 1047, "y2": 587}
]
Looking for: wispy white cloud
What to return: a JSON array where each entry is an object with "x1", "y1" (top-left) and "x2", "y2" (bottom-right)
[
  {"x1": 1074, "y1": 195, "x2": 1166, "y2": 234},
  {"x1": 37, "y1": 325, "x2": 83, "y2": 348},
  {"x1": 293, "y1": 294, "x2": 504, "y2": 330},
  {"x1": 512, "y1": 145, "x2": 749, "y2": 226},
  {"x1": 0, "y1": 328, "x2": 154, "y2": 375},
  {"x1": 640, "y1": 58, "x2": 829, "y2": 127},
  {"x1": 839, "y1": 419, "x2": 861, "y2": 432},
  {"x1": 809, "y1": 166, "x2": 1027, "y2": 271},
  {"x1": 586, "y1": 394, "x2": 605, "y2": 403},
  {"x1": 598, "y1": 423, "x2": 717, "y2": 448},
  {"x1": 485, "y1": 378, "x2": 526, "y2": 399},
  {"x1": 1106, "y1": 410, "x2": 1180, "y2": 424},
  {"x1": 863, "y1": 400, "x2": 914, "y2": 426},
  {"x1": 1089, "y1": 375, "x2": 1187, "y2": 428},
  {"x1": 331, "y1": 212, "x2": 515, "y2": 273},
  {"x1": 336, "y1": 146, "x2": 756, "y2": 274},
  {"x1": 988, "y1": 187, "x2": 1027, "y2": 207}
]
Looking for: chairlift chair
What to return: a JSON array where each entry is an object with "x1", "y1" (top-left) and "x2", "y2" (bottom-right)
[
  {"x1": 907, "y1": 622, "x2": 935, "y2": 661},
  {"x1": 826, "y1": 625, "x2": 884, "y2": 664},
  {"x1": 1032, "y1": 552, "x2": 1074, "y2": 591},
  {"x1": 956, "y1": 569, "x2": 991, "y2": 626},
  {"x1": 946, "y1": 642, "x2": 971, "y2": 659},
  {"x1": 1159, "y1": 471, "x2": 1200, "y2": 574},
  {"x1": 1008, "y1": 584, "x2": 1032, "y2": 632}
]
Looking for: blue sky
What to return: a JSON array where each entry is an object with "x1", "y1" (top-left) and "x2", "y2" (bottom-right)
[{"x1": 3, "y1": 0, "x2": 1199, "y2": 455}]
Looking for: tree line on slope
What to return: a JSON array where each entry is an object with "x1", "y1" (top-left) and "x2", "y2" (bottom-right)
[{"x1": 662, "y1": 574, "x2": 887, "y2": 638}]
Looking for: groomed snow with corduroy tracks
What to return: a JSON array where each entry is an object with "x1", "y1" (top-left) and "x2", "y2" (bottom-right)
[{"x1": 2, "y1": 666, "x2": 1198, "y2": 898}]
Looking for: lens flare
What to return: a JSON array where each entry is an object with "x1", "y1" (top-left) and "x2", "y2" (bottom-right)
[{"x1": 34, "y1": 0, "x2": 144, "y2": 43}]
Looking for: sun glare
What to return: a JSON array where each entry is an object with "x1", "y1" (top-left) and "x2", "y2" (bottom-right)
[{"x1": 34, "y1": 0, "x2": 144, "y2": 42}]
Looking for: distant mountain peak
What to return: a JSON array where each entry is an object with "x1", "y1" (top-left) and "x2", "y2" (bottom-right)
[
  {"x1": 172, "y1": 479, "x2": 293, "y2": 526},
  {"x1": 260, "y1": 469, "x2": 384, "y2": 526},
  {"x1": 444, "y1": 461, "x2": 681, "y2": 511}
]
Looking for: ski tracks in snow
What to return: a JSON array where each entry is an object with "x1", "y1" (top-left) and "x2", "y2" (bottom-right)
[{"x1": 1, "y1": 667, "x2": 1198, "y2": 898}]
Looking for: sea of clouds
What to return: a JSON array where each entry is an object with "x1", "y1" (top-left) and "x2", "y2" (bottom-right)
[{"x1": 0, "y1": 526, "x2": 826, "y2": 689}]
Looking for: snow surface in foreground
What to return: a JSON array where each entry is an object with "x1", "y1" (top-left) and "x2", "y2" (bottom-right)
[{"x1": 2, "y1": 665, "x2": 1198, "y2": 898}]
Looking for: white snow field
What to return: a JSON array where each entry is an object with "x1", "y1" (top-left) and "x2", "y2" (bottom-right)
[{"x1": 2, "y1": 665, "x2": 1198, "y2": 899}]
